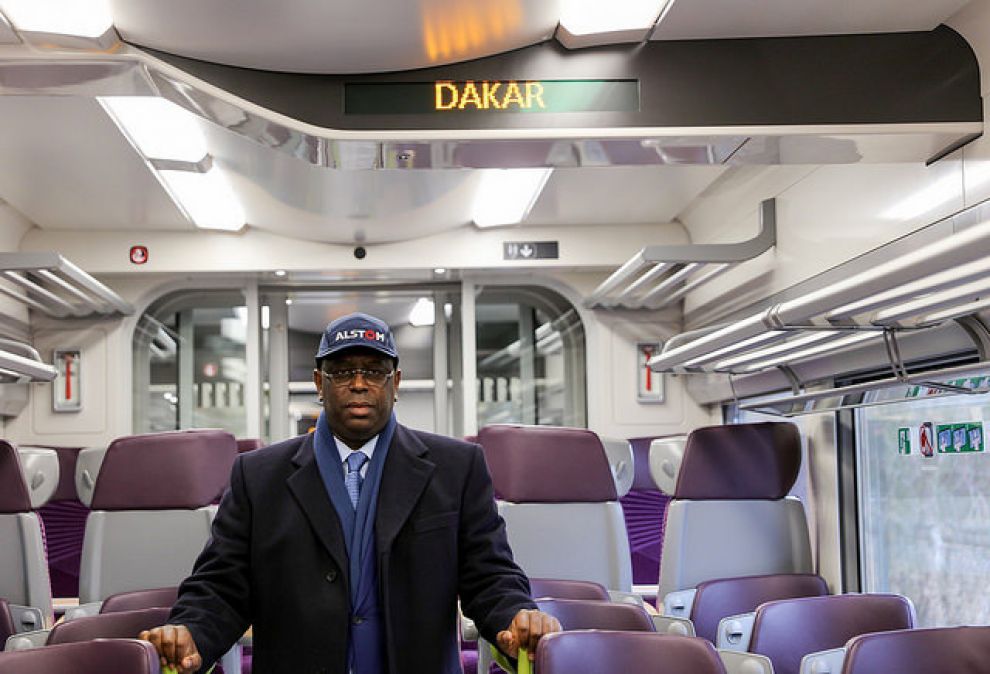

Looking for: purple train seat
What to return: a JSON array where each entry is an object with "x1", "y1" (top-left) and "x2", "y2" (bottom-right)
[
  {"x1": 0, "y1": 638, "x2": 160, "y2": 674},
  {"x1": 651, "y1": 423, "x2": 824, "y2": 641},
  {"x1": 0, "y1": 440, "x2": 55, "y2": 644},
  {"x1": 47, "y1": 607, "x2": 171, "y2": 645},
  {"x1": 75, "y1": 429, "x2": 238, "y2": 604},
  {"x1": 534, "y1": 598, "x2": 655, "y2": 632},
  {"x1": 100, "y1": 586, "x2": 178, "y2": 614},
  {"x1": 529, "y1": 579, "x2": 610, "y2": 601},
  {"x1": 536, "y1": 630, "x2": 727, "y2": 674},
  {"x1": 478, "y1": 424, "x2": 633, "y2": 593},
  {"x1": 739, "y1": 593, "x2": 916, "y2": 674},
  {"x1": 840, "y1": 626, "x2": 990, "y2": 674},
  {"x1": 236, "y1": 438, "x2": 263, "y2": 453}
]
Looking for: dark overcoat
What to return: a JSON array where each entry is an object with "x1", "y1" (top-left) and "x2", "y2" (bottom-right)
[{"x1": 169, "y1": 425, "x2": 534, "y2": 674}]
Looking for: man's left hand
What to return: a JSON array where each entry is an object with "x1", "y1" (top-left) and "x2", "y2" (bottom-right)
[{"x1": 496, "y1": 609, "x2": 562, "y2": 661}]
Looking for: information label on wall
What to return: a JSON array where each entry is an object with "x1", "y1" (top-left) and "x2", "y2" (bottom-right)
[
  {"x1": 897, "y1": 428, "x2": 911, "y2": 455},
  {"x1": 936, "y1": 422, "x2": 984, "y2": 453},
  {"x1": 637, "y1": 342, "x2": 664, "y2": 404},
  {"x1": 503, "y1": 241, "x2": 559, "y2": 260}
]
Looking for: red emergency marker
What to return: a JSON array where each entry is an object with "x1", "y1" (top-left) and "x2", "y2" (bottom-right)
[{"x1": 130, "y1": 245, "x2": 149, "y2": 265}]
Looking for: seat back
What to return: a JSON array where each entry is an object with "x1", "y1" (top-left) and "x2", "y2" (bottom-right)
[
  {"x1": 77, "y1": 429, "x2": 237, "y2": 603},
  {"x1": 536, "y1": 631, "x2": 727, "y2": 674},
  {"x1": 100, "y1": 587, "x2": 179, "y2": 614},
  {"x1": 47, "y1": 607, "x2": 171, "y2": 645},
  {"x1": 535, "y1": 599, "x2": 654, "y2": 632},
  {"x1": 479, "y1": 424, "x2": 633, "y2": 592},
  {"x1": 529, "y1": 579, "x2": 610, "y2": 601},
  {"x1": 750, "y1": 594, "x2": 915, "y2": 674},
  {"x1": 841, "y1": 626, "x2": 990, "y2": 674},
  {"x1": 0, "y1": 639, "x2": 160, "y2": 674},
  {"x1": 654, "y1": 422, "x2": 812, "y2": 598},
  {"x1": 0, "y1": 441, "x2": 55, "y2": 634},
  {"x1": 691, "y1": 573, "x2": 828, "y2": 643}
]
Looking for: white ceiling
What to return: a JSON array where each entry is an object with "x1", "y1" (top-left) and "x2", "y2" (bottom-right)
[
  {"x1": 0, "y1": 96, "x2": 190, "y2": 231},
  {"x1": 110, "y1": 0, "x2": 561, "y2": 74}
]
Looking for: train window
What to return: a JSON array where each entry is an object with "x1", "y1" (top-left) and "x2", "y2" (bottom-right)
[
  {"x1": 133, "y1": 291, "x2": 249, "y2": 437},
  {"x1": 856, "y1": 386, "x2": 990, "y2": 627},
  {"x1": 475, "y1": 286, "x2": 586, "y2": 428}
]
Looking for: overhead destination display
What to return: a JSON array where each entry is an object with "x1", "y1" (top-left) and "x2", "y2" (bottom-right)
[{"x1": 344, "y1": 80, "x2": 640, "y2": 115}]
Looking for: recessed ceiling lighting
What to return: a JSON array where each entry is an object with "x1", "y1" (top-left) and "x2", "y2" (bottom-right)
[
  {"x1": 285, "y1": 298, "x2": 293, "y2": 306},
  {"x1": 159, "y1": 167, "x2": 245, "y2": 231},
  {"x1": 473, "y1": 169, "x2": 552, "y2": 228},
  {"x1": 0, "y1": 0, "x2": 113, "y2": 38},
  {"x1": 99, "y1": 97, "x2": 207, "y2": 163},
  {"x1": 434, "y1": 268, "x2": 447, "y2": 275},
  {"x1": 557, "y1": 0, "x2": 675, "y2": 47},
  {"x1": 274, "y1": 270, "x2": 287, "y2": 277}
]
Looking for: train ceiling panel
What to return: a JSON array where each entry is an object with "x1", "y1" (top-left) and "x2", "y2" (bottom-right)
[
  {"x1": 109, "y1": 0, "x2": 561, "y2": 74},
  {"x1": 651, "y1": 0, "x2": 972, "y2": 41},
  {"x1": 0, "y1": 97, "x2": 190, "y2": 231}
]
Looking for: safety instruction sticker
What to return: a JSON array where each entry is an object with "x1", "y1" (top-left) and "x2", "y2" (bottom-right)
[
  {"x1": 935, "y1": 422, "x2": 984, "y2": 453},
  {"x1": 898, "y1": 428, "x2": 911, "y2": 455},
  {"x1": 919, "y1": 422, "x2": 935, "y2": 458}
]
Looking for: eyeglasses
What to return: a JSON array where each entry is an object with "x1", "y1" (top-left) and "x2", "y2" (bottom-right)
[{"x1": 322, "y1": 368, "x2": 394, "y2": 387}]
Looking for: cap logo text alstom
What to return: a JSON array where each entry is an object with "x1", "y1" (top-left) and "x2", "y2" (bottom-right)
[{"x1": 335, "y1": 329, "x2": 386, "y2": 342}]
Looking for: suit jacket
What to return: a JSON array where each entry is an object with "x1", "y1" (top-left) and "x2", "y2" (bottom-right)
[{"x1": 169, "y1": 425, "x2": 535, "y2": 674}]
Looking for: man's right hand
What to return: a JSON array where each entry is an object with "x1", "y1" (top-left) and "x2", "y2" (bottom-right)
[{"x1": 139, "y1": 624, "x2": 202, "y2": 674}]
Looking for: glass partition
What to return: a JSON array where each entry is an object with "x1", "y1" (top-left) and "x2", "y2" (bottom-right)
[{"x1": 856, "y1": 382, "x2": 990, "y2": 627}]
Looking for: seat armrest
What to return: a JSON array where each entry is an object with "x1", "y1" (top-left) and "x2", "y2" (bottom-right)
[
  {"x1": 652, "y1": 615, "x2": 696, "y2": 636},
  {"x1": 7, "y1": 604, "x2": 44, "y2": 633},
  {"x1": 4, "y1": 628, "x2": 50, "y2": 651},
  {"x1": 64, "y1": 601, "x2": 103, "y2": 621},
  {"x1": 719, "y1": 650, "x2": 774, "y2": 674},
  {"x1": 717, "y1": 612, "x2": 756, "y2": 652},
  {"x1": 459, "y1": 607, "x2": 478, "y2": 641},
  {"x1": 607, "y1": 590, "x2": 646, "y2": 608},
  {"x1": 661, "y1": 588, "x2": 697, "y2": 619},
  {"x1": 800, "y1": 647, "x2": 847, "y2": 674}
]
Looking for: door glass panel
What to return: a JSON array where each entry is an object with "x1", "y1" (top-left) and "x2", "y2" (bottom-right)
[
  {"x1": 133, "y1": 292, "x2": 248, "y2": 437},
  {"x1": 475, "y1": 286, "x2": 586, "y2": 428},
  {"x1": 856, "y1": 383, "x2": 990, "y2": 627}
]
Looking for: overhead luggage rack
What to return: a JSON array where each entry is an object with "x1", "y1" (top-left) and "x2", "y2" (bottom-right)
[
  {"x1": 0, "y1": 339, "x2": 56, "y2": 383},
  {"x1": 585, "y1": 200, "x2": 777, "y2": 311},
  {"x1": 0, "y1": 252, "x2": 133, "y2": 319},
  {"x1": 648, "y1": 200, "x2": 990, "y2": 413}
]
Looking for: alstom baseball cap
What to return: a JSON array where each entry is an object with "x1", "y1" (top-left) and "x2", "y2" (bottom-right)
[{"x1": 315, "y1": 312, "x2": 399, "y2": 363}]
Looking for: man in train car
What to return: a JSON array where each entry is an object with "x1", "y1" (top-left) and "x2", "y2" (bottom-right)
[{"x1": 141, "y1": 311, "x2": 560, "y2": 674}]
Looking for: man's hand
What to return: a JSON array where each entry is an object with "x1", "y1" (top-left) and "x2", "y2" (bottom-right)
[
  {"x1": 139, "y1": 624, "x2": 202, "y2": 674},
  {"x1": 496, "y1": 609, "x2": 562, "y2": 661}
]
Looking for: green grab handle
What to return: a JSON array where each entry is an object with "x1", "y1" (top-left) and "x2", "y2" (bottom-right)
[{"x1": 489, "y1": 645, "x2": 534, "y2": 674}]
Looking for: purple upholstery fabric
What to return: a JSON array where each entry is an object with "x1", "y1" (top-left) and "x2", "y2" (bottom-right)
[
  {"x1": 37, "y1": 499, "x2": 88, "y2": 598},
  {"x1": 675, "y1": 422, "x2": 801, "y2": 499},
  {"x1": 47, "y1": 607, "x2": 171, "y2": 644},
  {"x1": 529, "y1": 579, "x2": 610, "y2": 601},
  {"x1": 750, "y1": 594, "x2": 915, "y2": 674},
  {"x1": 536, "y1": 631, "x2": 726, "y2": 674},
  {"x1": 691, "y1": 573, "x2": 829, "y2": 643},
  {"x1": 236, "y1": 438, "x2": 263, "y2": 454},
  {"x1": 620, "y1": 489, "x2": 670, "y2": 585},
  {"x1": 0, "y1": 599, "x2": 15, "y2": 651},
  {"x1": 627, "y1": 436, "x2": 667, "y2": 491},
  {"x1": 0, "y1": 440, "x2": 31, "y2": 513},
  {"x1": 842, "y1": 626, "x2": 990, "y2": 674},
  {"x1": 478, "y1": 425, "x2": 616, "y2": 503},
  {"x1": 91, "y1": 429, "x2": 237, "y2": 510},
  {"x1": 100, "y1": 586, "x2": 178, "y2": 613},
  {"x1": 535, "y1": 599, "x2": 654, "y2": 632},
  {"x1": 0, "y1": 638, "x2": 160, "y2": 674}
]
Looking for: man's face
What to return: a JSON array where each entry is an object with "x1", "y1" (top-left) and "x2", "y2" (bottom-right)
[{"x1": 313, "y1": 348, "x2": 401, "y2": 449}]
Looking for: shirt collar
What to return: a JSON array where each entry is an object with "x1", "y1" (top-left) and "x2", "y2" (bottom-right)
[{"x1": 333, "y1": 434, "x2": 378, "y2": 465}]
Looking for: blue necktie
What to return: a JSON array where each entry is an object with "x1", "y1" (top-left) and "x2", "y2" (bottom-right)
[{"x1": 344, "y1": 451, "x2": 369, "y2": 509}]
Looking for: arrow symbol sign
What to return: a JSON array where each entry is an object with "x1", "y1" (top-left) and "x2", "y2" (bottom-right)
[{"x1": 520, "y1": 244, "x2": 534, "y2": 258}]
